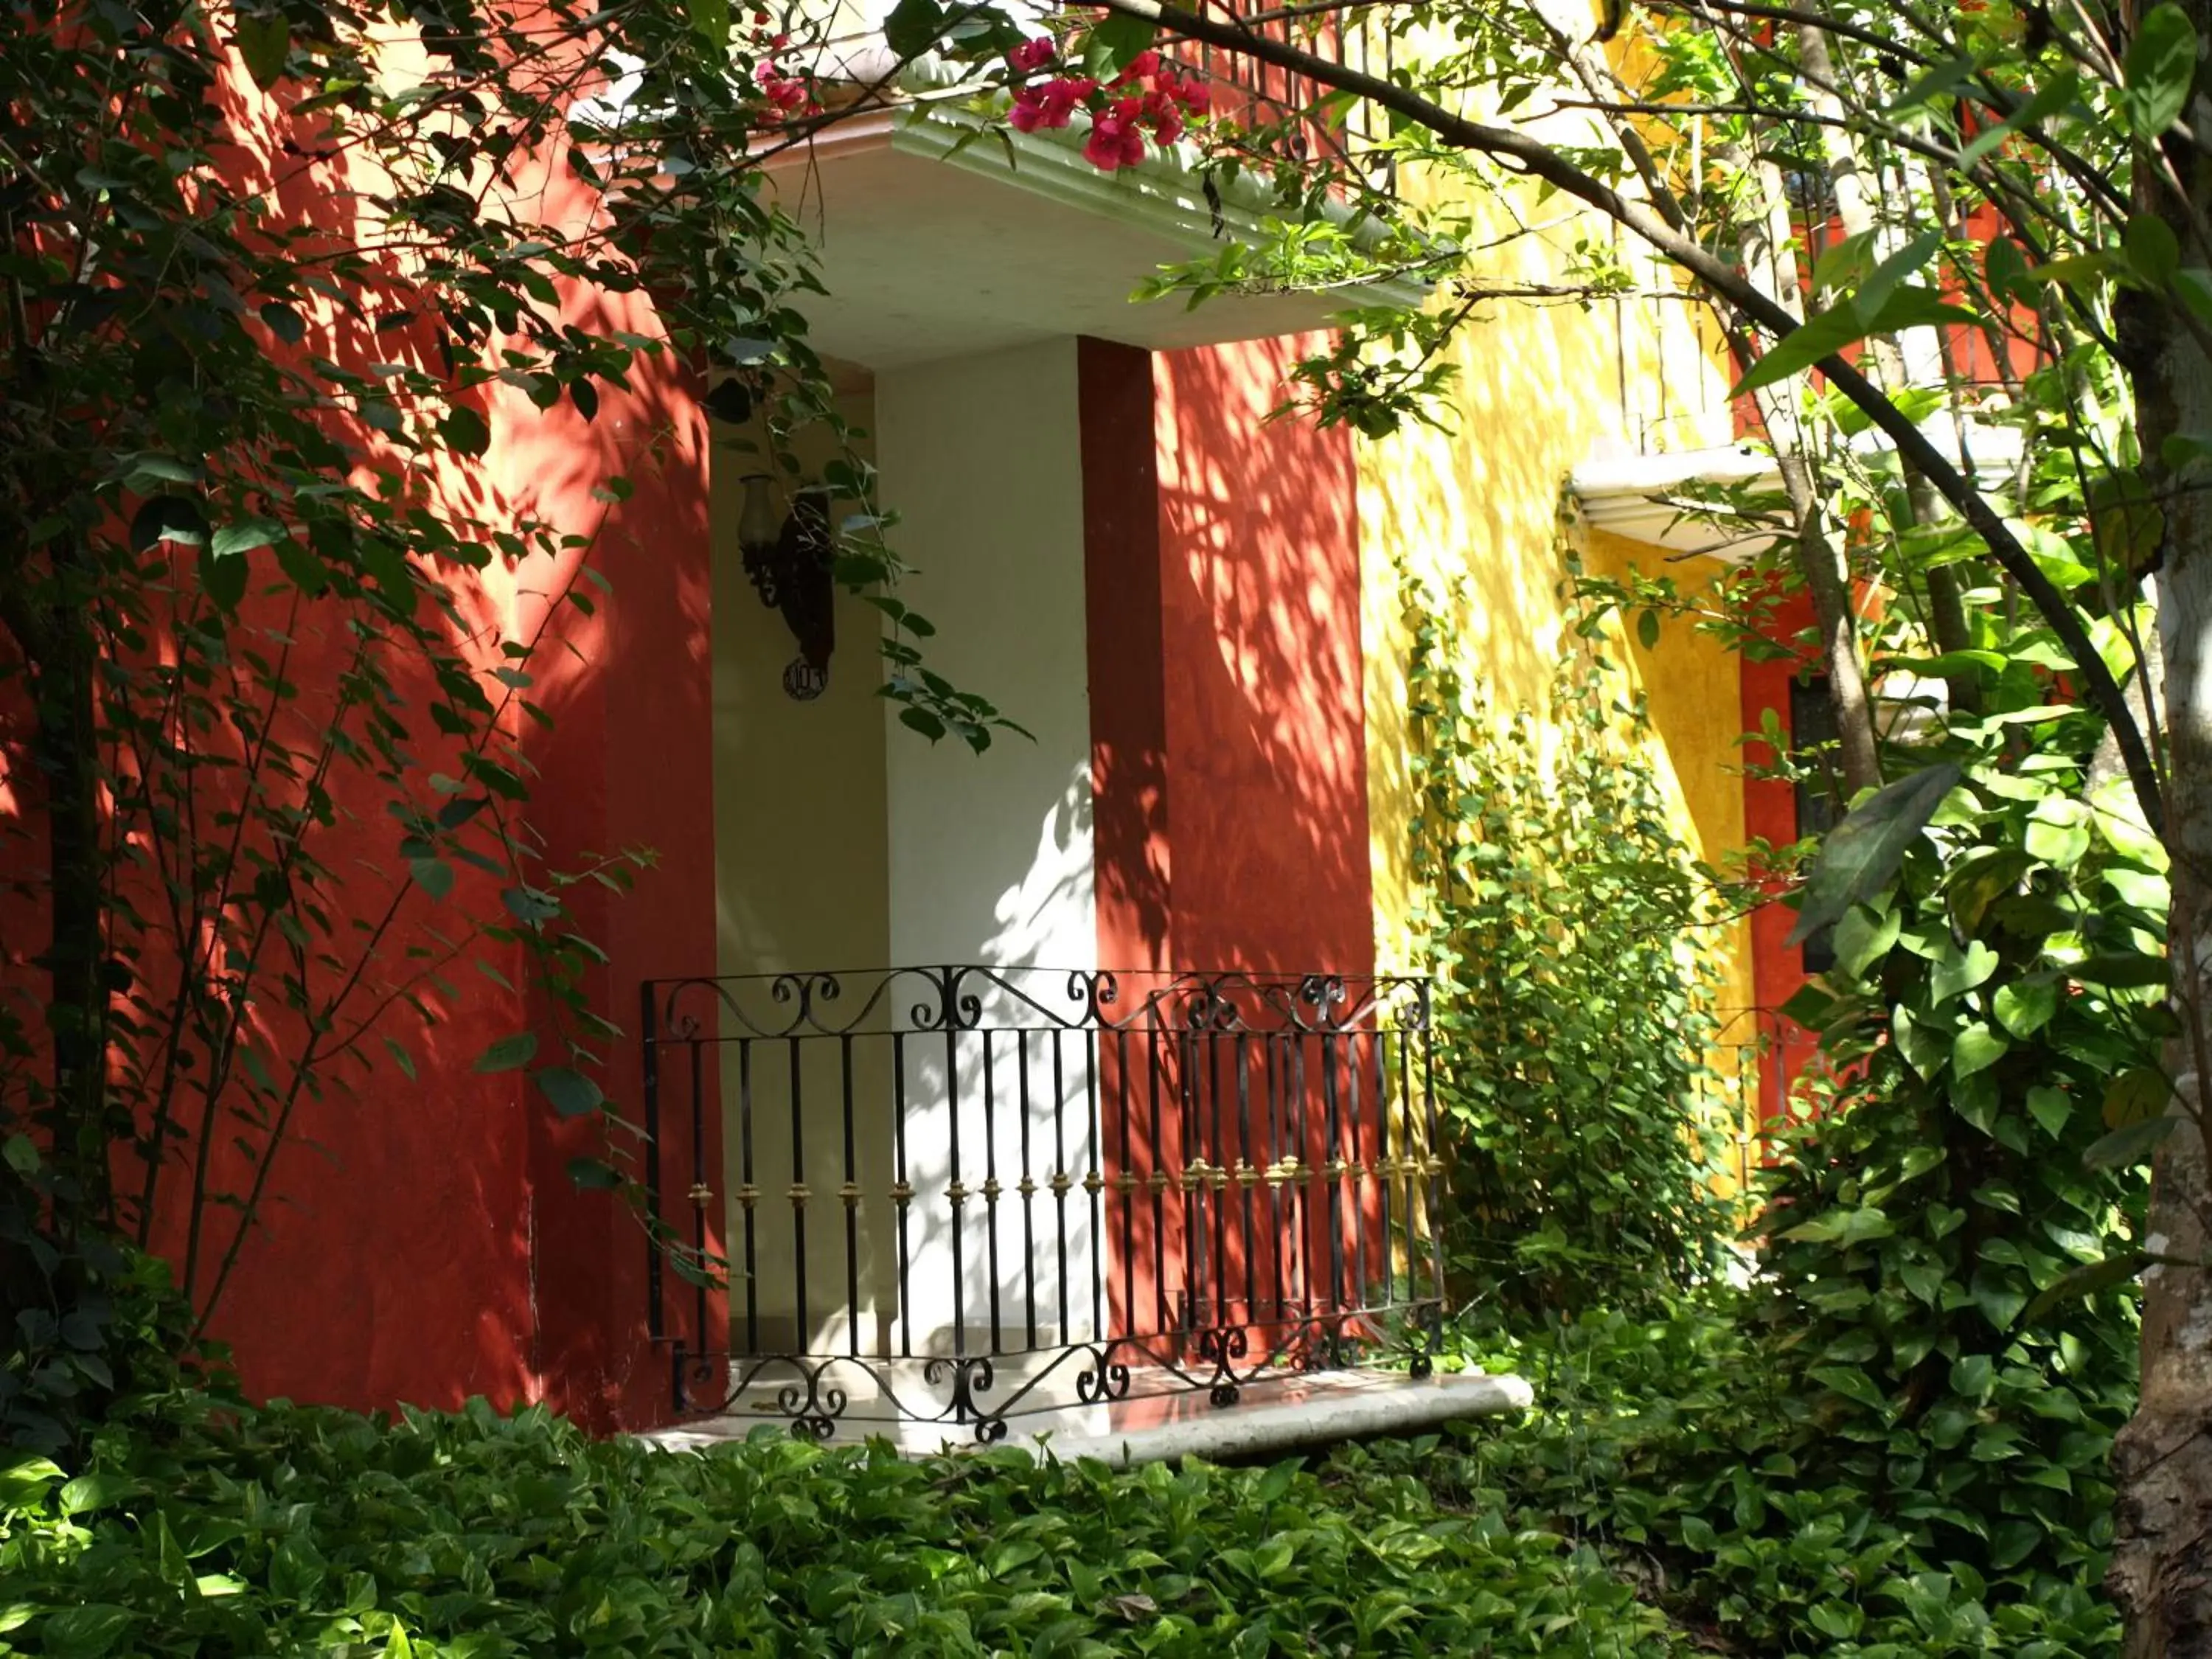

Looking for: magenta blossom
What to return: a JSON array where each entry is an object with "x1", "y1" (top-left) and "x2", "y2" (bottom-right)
[{"x1": 1082, "y1": 110, "x2": 1148, "y2": 170}]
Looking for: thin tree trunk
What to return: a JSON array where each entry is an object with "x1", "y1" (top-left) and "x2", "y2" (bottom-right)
[
  {"x1": 2110, "y1": 74, "x2": 2212, "y2": 1647},
  {"x1": 1732, "y1": 133, "x2": 1884, "y2": 795},
  {"x1": 1, "y1": 541, "x2": 111, "y2": 1221}
]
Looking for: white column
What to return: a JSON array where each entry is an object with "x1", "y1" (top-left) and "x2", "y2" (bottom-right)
[{"x1": 875, "y1": 340, "x2": 1102, "y2": 1359}]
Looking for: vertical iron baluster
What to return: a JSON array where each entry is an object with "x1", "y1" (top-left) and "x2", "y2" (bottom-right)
[
  {"x1": 1116, "y1": 1026, "x2": 1134, "y2": 1343},
  {"x1": 1346, "y1": 1024, "x2": 1367, "y2": 1317},
  {"x1": 1321, "y1": 1029, "x2": 1345, "y2": 1324},
  {"x1": 787, "y1": 1034, "x2": 808, "y2": 1350},
  {"x1": 1179, "y1": 1026, "x2": 1200, "y2": 1332},
  {"x1": 1020, "y1": 1029, "x2": 1038, "y2": 1350},
  {"x1": 1419, "y1": 985, "x2": 1446, "y2": 1306},
  {"x1": 945, "y1": 1004, "x2": 965, "y2": 1380},
  {"x1": 1085, "y1": 1025, "x2": 1102, "y2": 1345},
  {"x1": 689, "y1": 1039, "x2": 709, "y2": 1363},
  {"x1": 1236, "y1": 1029, "x2": 1257, "y2": 1329},
  {"x1": 841, "y1": 1032, "x2": 860, "y2": 1358},
  {"x1": 1206, "y1": 1020, "x2": 1228, "y2": 1332},
  {"x1": 893, "y1": 1029, "x2": 913, "y2": 1360},
  {"x1": 739, "y1": 1039, "x2": 759, "y2": 1354},
  {"x1": 1371, "y1": 1026, "x2": 1389, "y2": 1310},
  {"x1": 1051, "y1": 1029, "x2": 1071, "y2": 1344},
  {"x1": 1265, "y1": 1029, "x2": 1286, "y2": 1329},
  {"x1": 640, "y1": 984, "x2": 663, "y2": 1344},
  {"x1": 1397, "y1": 1004, "x2": 1418, "y2": 1301},
  {"x1": 1293, "y1": 1029, "x2": 1312, "y2": 1323},
  {"x1": 983, "y1": 1028, "x2": 1002, "y2": 1354},
  {"x1": 1159, "y1": 1026, "x2": 1177, "y2": 1336}
]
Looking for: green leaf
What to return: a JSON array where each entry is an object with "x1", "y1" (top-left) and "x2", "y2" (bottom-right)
[
  {"x1": 38, "y1": 1605, "x2": 135, "y2": 1659},
  {"x1": 1952, "y1": 1023, "x2": 2008, "y2": 1079},
  {"x1": 474, "y1": 1032, "x2": 539, "y2": 1074},
  {"x1": 502, "y1": 886, "x2": 561, "y2": 925},
  {"x1": 1972, "y1": 1274, "x2": 2028, "y2": 1332},
  {"x1": 1994, "y1": 978, "x2": 2058, "y2": 1038},
  {"x1": 686, "y1": 0, "x2": 729, "y2": 46},
  {"x1": 2027, "y1": 1085, "x2": 2073, "y2": 1138},
  {"x1": 2020, "y1": 1251, "x2": 2147, "y2": 1326},
  {"x1": 439, "y1": 406, "x2": 491, "y2": 459},
  {"x1": 234, "y1": 13, "x2": 290, "y2": 89},
  {"x1": 2126, "y1": 3, "x2": 2199, "y2": 138},
  {"x1": 2126, "y1": 213, "x2": 2183, "y2": 286},
  {"x1": 1788, "y1": 765, "x2": 1962, "y2": 947},
  {"x1": 3, "y1": 1133, "x2": 41, "y2": 1178},
  {"x1": 567, "y1": 1156, "x2": 623, "y2": 1189},
  {"x1": 58, "y1": 1472, "x2": 141, "y2": 1516},
  {"x1": 0, "y1": 1456, "x2": 66, "y2": 1509},
  {"x1": 1809, "y1": 1365, "x2": 1887, "y2": 1411},
  {"x1": 131, "y1": 495, "x2": 210, "y2": 552},
  {"x1": 2084, "y1": 1114, "x2": 2177, "y2": 1170},
  {"x1": 198, "y1": 544, "x2": 248, "y2": 610},
  {"x1": 1635, "y1": 608, "x2": 1660, "y2": 650},
  {"x1": 408, "y1": 857, "x2": 454, "y2": 902},
  {"x1": 537, "y1": 1065, "x2": 605, "y2": 1119},
  {"x1": 1832, "y1": 902, "x2": 1902, "y2": 980},
  {"x1": 1735, "y1": 274, "x2": 1974, "y2": 397},
  {"x1": 2104, "y1": 1065, "x2": 2171, "y2": 1127},
  {"x1": 212, "y1": 517, "x2": 284, "y2": 559},
  {"x1": 260, "y1": 302, "x2": 305, "y2": 344},
  {"x1": 883, "y1": 0, "x2": 945, "y2": 59},
  {"x1": 2070, "y1": 952, "x2": 2170, "y2": 989},
  {"x1": 1084, "y1": 10, "x2": 1158, "y2": 78},
  {"x1": 381, "y1": 1035, "x2": 417, "y2": 1082},
  {"x1": 1930, "y1": 940, "x2": 1998, "y2": 1004},
  {"x1": 2024, "y1": 798, "x2": 2093, "y2": 868}
]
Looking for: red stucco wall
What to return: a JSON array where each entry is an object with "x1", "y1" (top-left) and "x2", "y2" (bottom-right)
[
  {"x1": 1080, "y1": 333, "x2": 1373, "y2": 1349},
  {"x1": 1739, "y1": 592, "x2": 1823, "y2": 1126},
  {"x1": 0, "y1": 55, "x2": 719, "y2": 1428}
]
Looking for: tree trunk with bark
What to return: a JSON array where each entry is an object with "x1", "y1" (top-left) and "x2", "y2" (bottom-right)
[{"x1": 2110, "y1": 64, "x2": 2212, "y2": 1646}]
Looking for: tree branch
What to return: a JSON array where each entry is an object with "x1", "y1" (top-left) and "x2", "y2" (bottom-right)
[{"x1": 1103, "y1": 0, "x2": 2166, "y2": 832}]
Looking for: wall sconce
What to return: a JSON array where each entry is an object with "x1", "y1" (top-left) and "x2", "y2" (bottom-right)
[{"x1": 737, "y1": 474, "x2": 836, "y2": 702}]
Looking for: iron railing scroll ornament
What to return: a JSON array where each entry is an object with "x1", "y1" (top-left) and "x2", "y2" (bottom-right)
[{"x1": 639, "y1": 967, "x2": 1447, "y2": 1441}]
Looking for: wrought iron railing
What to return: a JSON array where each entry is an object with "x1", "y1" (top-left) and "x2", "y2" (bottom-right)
[
  {"x1": 1167, "y1": 4, "x2": 1398, "y2": 189},
  {"x1": 639, "y1": 967, "x2": 1446, "y2": 1441}
]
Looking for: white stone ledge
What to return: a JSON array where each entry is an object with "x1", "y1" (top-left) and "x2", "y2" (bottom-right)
[
  {"x1": 1018, "y1": 1369, "x2": 1533, "y2": 1469},
  {"x1": 641, "y1": 1366, "x2": 1533, "y2": 1467}
]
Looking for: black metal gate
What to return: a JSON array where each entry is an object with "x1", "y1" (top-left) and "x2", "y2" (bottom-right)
[{"x1": 639, "y1": 967, "x2": 1444, "y2": 1441}]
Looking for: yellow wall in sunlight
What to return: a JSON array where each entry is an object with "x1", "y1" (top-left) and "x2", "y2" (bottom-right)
[{"x1": 1355, "y1": 161, "x2": 1756, "y2": 1172}]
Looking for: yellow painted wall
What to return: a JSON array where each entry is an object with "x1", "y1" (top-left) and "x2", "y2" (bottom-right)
[{"x1": 1354, "y1": 161, "x2": 1759, "y2": 1170}]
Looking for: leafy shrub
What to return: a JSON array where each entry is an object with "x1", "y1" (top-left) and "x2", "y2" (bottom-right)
[
  {"x1": 1, "y1": 1135, "x2": 202, "y2": 1456},
  {"x1": 0, "y1": 1389, "x2": 1694, "y2": 1658},
  {"x1": 1403, "y1": 581, "x2": 1734, "y2": 1311},
  {"x1": 1439, "y1": 1303, "x2": 2124, "y2": 1658},
  {"x1": 1430, "y1": 716, "x2": 2156, "y2": 1658}
]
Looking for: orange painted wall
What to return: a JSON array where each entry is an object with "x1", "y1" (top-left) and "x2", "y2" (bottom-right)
[
  {"x1": 1082, "y1": 335, "x2": 1374, "y2": 1348},
  {"x1": 0, "y1": 41, "x2": 717, "y2": 1430},
  {"x1": 1739, "y1": 592, "x2": 1823, "y2": 1125}
]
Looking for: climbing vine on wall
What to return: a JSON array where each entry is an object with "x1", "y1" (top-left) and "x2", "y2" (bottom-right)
[{"x1": 1402, "y1": 571, "x2": 1736, "y2": 1313}]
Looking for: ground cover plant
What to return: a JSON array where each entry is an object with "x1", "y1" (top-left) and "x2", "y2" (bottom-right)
[{"x1": 0, "y1": 1379, "x2": 1686, "y2": 1658}]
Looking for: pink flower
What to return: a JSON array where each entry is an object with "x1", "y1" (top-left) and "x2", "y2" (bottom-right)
[
  {"x1": 755, "y1": 63, "x2": 809, "y2": 111},
  {"x1": 1083, "y1": 110, "x2": 1148, "y2": 170},
  {"x1": 1007, "y1": 35, "x2": 1056, "y2": 72},
  {"x1": 1150, "y1": 105, "x2": 1184, "y2": 145},
  {"x1": 1111, "y1": 48, "x2": 1161, "y2": 85},
  {"x1": 1009, "y1": 86, "x2": 1048, "y2": 130},
  {"x1": 1169, "y1": 71, "x2": 1210, "y2": 111}
]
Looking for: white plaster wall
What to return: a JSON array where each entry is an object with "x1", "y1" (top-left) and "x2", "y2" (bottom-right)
[
  {"x1": 711, "y1": 394, "x2": 897, "y2": 1355},
  {"x1": 876, "y1": 341, "x2": 1102, "y2": 1356}
]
